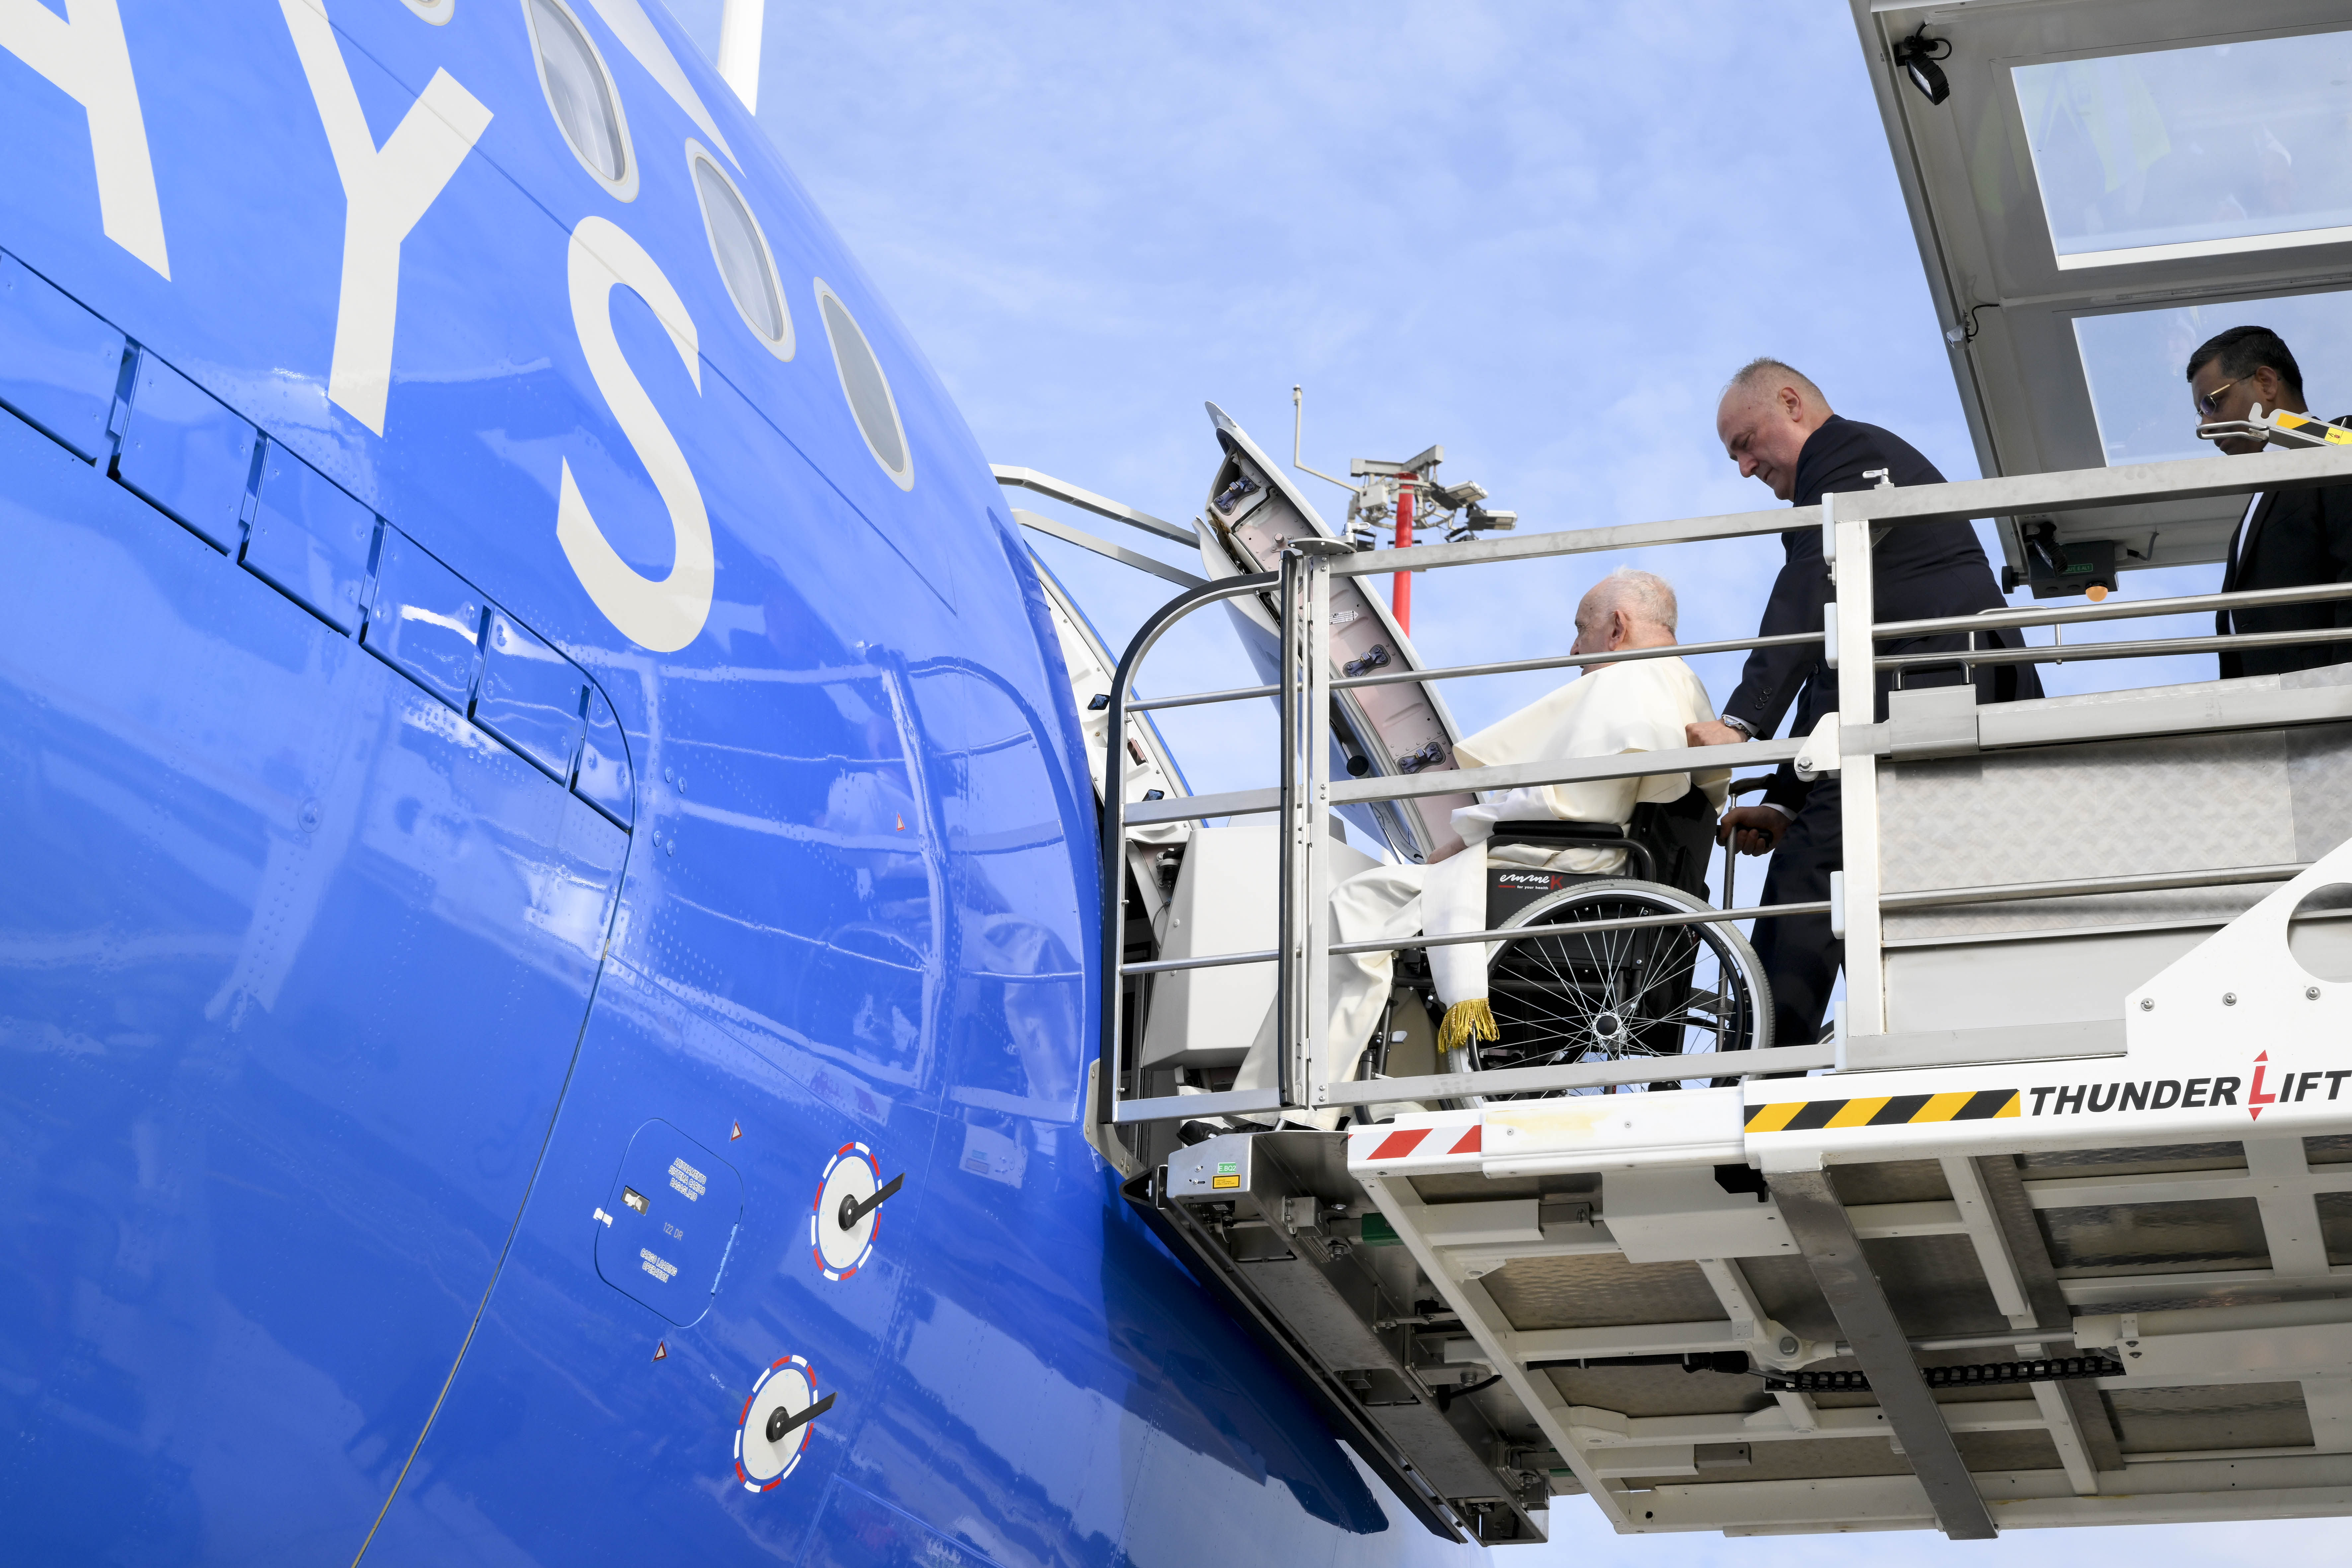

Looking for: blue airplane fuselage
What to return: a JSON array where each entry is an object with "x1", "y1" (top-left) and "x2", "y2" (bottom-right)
[{"x1": 0, "y1": 4, "x2": 1458, "y2": 1563}]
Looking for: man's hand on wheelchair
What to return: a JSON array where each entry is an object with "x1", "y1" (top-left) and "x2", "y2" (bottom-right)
[{"x1": 1717, "y1": 806, "x2": 1786, "y2": 857}]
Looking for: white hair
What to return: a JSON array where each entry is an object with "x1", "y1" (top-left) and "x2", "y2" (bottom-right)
[{"x1": 1577, "y1": 566, "x2": 1678, "y2": 635}]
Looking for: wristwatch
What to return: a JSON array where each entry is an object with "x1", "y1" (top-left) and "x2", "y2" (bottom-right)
[{"x1": 1717, "y1": 714, "x2": 1756, "y2": 740}]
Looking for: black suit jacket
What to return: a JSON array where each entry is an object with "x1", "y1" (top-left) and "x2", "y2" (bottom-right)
[
  {"x1": 2217, "y1": 425, "x2": 2352, "y2": 679},
  {"x1": 1720, "y1": 416, "x2": 2039, "y2": 813}
]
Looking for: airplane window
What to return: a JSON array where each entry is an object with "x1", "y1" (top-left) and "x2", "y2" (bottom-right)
[
  {"x1": 524, "y1": 0, "x2": 636, "y2": 199},
  {"x1": 401, "y1": 0, "x2": 454, "y2": 21},
  {"x1": 2015, "y1": 32, "x2": 2352, "y2": 270},
  {"x1": 689, "y1": 145, "x2": 792, "y2": 357},
  {"x1": 816, "y1": 282, "x2": 912, "y2": 489},
  {"x1": 2072, "y1": 287, "x2": 2352, "y2": 465}
]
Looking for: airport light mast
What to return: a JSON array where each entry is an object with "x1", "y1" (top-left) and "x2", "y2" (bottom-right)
[
  {"x1": 1395, "y1": 472, "x2": 1414, "y2": 630},
  {"x1": 1291, "y1": 387, "x2": 1514, "y2": 638}
]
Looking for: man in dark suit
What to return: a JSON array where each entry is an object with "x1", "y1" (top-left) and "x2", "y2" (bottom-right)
[
  {"x1": 1686, "y1": 359, "x2": 2040, "y2": 1051},
  {"x1": 2187, "y1": 325, "x2": 2352, "y2": 678}
]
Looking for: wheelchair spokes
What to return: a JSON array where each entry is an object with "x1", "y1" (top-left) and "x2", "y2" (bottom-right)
[{"x1": 1476, "y1": 878, "x2": 1771, "y2": 1095}]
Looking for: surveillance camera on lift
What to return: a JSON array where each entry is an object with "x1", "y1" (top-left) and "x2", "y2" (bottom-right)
[{"x1": 1446, "y1": 506, "x2": 1516, "y2": 544}]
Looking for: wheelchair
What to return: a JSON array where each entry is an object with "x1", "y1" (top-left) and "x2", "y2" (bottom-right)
[{"x1": 1394, "y1": 788, "x2": 1774, "y2": 1096}]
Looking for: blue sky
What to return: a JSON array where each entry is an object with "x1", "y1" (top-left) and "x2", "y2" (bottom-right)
[
  {"x1": 664, "y1": 0, "x2": 2226, "y2": 789},
  {"x1": 661, "y1": 3, "x2": 2327, "y2": 1559},
  {"x1": 665, "y1": 0, "x2": 2014, "y2": 773}
]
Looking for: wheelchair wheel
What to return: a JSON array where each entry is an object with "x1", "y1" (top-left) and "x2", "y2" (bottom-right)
[{"x1": 1475, "y1": 877, "x2": 1772, "y2": 1094}]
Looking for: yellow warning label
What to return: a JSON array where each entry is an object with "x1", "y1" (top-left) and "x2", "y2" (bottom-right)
[{"x1": 1212, "y1": 1174, "x2": 1241, "y2": 1189}]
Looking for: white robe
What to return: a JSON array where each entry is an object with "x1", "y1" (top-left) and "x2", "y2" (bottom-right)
[{"x1": 1234, "y1": 655, "x2": 1728, "y2": 1113}]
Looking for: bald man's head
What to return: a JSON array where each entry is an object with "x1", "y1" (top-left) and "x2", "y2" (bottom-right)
[
  {"x1": 1717, "y1": 358, "x2": 1834, "y2": 501},
  {"x1": 1571, "y1": 567, "x2": 1679, "y2": 666},
  {"x1": 1723, "y1": 357, "x2": 1825, "y2": 409}
]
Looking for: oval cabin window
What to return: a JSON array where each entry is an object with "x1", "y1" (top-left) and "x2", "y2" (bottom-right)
[
  {"x1": 524, "y1": 0, "x2": 636, "y2": 200},
  {"x1": 689, "y1": 145, "x2": 792, "y2": 358},
  {"x1": 815, "y1": 282, "x2": 912, "y2": 490}
]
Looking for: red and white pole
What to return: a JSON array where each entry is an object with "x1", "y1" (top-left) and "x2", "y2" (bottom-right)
[{"x1": 1392, "y1": 476, "x2": 1414, "y2": 633}]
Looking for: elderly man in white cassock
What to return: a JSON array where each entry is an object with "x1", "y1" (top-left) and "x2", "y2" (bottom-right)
[{"x1": 1233, "y1": 567, "x2": 1728, "y2": 1115}]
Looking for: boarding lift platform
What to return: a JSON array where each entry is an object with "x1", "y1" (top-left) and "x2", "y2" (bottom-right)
[{"x1": 1002, "y1": 414, "x2": 2352, "y2": 1543}]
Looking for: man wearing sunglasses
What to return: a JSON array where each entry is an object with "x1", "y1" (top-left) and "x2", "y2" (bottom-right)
[
  {"x1": 1683, "y1": 359, "x2": 2038, "y2": 1055},
  {"x1": 2188, "y1": 325, "x2": 2352, "y2": 678}
]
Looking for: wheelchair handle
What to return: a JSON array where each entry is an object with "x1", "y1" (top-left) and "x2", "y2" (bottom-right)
[{"x1": 1720, "y1": 776, "x2": 1780, "y2": 911}]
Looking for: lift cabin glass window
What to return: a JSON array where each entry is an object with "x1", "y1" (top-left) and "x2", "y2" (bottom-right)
[
  {"x1": 2074, "y1": 286, "x2": 2352, "y2": 466},
  {"x1": 2016, "y1": 32, "x2": 2352, "y2": 270}
]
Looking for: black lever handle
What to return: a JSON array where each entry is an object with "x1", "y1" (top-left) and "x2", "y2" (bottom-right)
[
  {"x1": 837, "y1": 1172, "x2": 904, "y2": 1232},
  {"x1": 765, "y1": 1389, "x2": 836, "y2": 1444}
]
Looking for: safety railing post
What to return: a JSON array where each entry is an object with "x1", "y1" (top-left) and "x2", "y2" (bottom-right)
[
  {"x1": 1317, "y1": 552, "x2": 1336, "y2": 1114},
  {"x1": 1275, "y1": 547, "x2": 1302, "y2": 1112},
  {"x1": 1830, "y1": 490, "x2": 1887, "y2": 1038},
  {"x1": 1304, "y1": 544, "x2": 1337, "y2": 1112},
  {"x1": 1277, "y1": 540, "x2": 1346, "y2": 1114}
]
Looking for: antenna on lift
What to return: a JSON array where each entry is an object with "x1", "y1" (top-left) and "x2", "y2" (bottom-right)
[
  {"x1": 1291, "y1": 385, "x2": 1360, "y2": 496},
  {"x1": 717, "y1": 0, "x2": 766, "y2": 111}
]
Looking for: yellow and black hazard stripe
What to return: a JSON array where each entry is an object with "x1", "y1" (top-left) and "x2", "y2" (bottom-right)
[
  {"x1": 1746, "y1": 1089, "x2": 2018, "y2": 1134},
  {"x1": 2274, "y1": 410, "x2": 2352, "y2": 447}
]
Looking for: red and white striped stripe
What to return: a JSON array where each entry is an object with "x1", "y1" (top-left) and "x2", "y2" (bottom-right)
[{"x1": 1347, "y1": 1113, "x2": 1484, "y2": 1173}]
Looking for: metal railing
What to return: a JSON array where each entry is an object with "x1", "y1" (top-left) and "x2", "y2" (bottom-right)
[{"x1": 1094, "y1": 441, "x2": 2352, "y2": 1128}]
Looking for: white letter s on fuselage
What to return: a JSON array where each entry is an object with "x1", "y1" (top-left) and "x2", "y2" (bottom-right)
[{"x1": 559, "y1": 216, "x2": 713, "y2": 654}]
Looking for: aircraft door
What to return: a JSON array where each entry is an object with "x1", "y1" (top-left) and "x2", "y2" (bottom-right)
[
  {"x1": 348, "y1": 629, "x2": 953, "y2": 1566},
  {"x1": 818, "y1": 655, "x2": 1104, "y2": 1550}
]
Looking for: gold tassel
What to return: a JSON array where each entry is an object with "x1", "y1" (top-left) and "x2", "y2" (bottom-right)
[{"x1": 1436, "y1": 997, "x2": 1498, "y2": 1055}]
